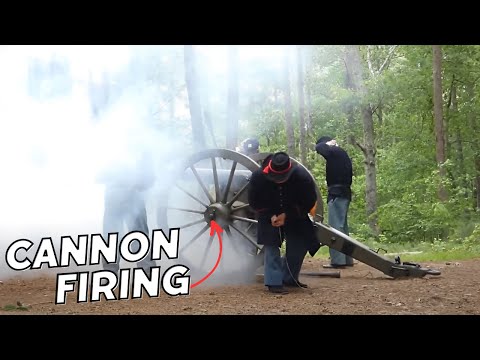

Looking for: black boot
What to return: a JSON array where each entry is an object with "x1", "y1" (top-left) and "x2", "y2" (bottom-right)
[
  {"x1": 283, "y1": 281, "x2": 308, "y2": 288},
  {"x1": 267, "y1": 285, "x2": 289, "y2": 294}
]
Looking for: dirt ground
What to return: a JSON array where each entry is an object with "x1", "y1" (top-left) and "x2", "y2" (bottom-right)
[{"x1": 0, "y1": 257, "x2": 479, "y2": 315}]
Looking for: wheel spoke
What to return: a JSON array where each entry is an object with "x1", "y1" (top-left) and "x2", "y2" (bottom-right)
[
  {"x1": 231, "y1": 215, "x2": 258, "y2": 224},
  {"x1": 222, "y1": 160, "x2": 237, "y2": 203},
  {"x1": 179, "y1": 223, "x2": 210, "y2": 256},
  {"x1": 225, "y1": 226, "x2": 242, "y2": 256},
  {"x1": 190, "y1": 165, "x2": 215, "y2": 204},
  {"x1": 211, "y1": 157, "x2": 221, "y2": 202},
  {"x1": 229, "y1": 223, "x2": 262, "y2": 251},
  {"x1": 199, "y1": 234, "x2": 215, "y2": 269},
  {"x1": 167, "y1": 149, "x2": 269, "y2": 273},
  {"x1": 165, "y1": 207, "x2": 205, "y2": 215},
  {"x1": 177, "y1": 218, "x2": 205, "y2": 230},
  {"x1": 175, "y1": 184, "x2": 208, "y2": 208},
  {"x1": 231, "y1": 203, "x2": 250, "y2": 212},
  {"x1": 226, "y1": 180, "x2": 250, "y2": 207}
]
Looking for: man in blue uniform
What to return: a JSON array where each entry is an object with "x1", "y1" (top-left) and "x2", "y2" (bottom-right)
[
  {"x1": 248, "y1": 151, "x2": 319, "y2": 294},
  {"x1": 315, "y1": 136, "x2": 354, "y2": 269}
]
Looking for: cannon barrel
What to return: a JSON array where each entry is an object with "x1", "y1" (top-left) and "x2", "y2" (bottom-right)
[{"x1": 313, "y1": 222, "x2": 441, "y2": 278}]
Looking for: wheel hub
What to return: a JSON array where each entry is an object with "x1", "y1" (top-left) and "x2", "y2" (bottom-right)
[{"x1": 204, "y1": 203, "x2": 231, "y2": 228}]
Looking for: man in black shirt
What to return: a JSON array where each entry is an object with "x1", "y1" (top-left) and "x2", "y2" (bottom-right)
[
  {"x1": 315, "y1": 136, "x2": 354, "y2": 268},
  {"x1": 248, "y1": 152, "x2": 320, "y2": 294}
]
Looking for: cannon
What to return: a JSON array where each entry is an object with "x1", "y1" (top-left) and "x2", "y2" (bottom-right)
[{"x1": 162, "y1": 148, "x2": 441, "y2": 283}]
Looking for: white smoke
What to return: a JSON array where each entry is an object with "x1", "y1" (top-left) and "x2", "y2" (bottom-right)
[
  {"x1": 0, "y1": 46, "x2": 186, "y2": 280},
  {"x1": 0, "y1": 45, "x2": 263, "y2": 288}
]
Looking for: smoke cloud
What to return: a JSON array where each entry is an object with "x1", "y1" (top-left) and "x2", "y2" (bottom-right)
[{"x1": 0, "y1": 45, "x2": 262, "y2": 288}]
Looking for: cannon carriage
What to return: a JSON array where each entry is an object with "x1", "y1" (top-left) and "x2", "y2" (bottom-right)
[{"x1": 161, "y1": 148, "x2": 440, "y2": 284}]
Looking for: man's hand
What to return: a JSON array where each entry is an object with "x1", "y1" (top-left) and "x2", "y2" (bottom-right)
[
  {"x1": 326, "y1": 139, "x2": 338, "y2": 147},
  {"x1": 271, "y1": 213, "x2": 286, "y2": 227}
]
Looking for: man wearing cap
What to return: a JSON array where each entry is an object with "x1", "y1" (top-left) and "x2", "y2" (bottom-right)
[
  {"x1": 238, "y1": 138, "x2": 260, "y2": 157},
  {"x1": 248, "y1": 151, "x2": 319, "y2": 294},
  {"x1": 315, "y1": 136, "x2": 354, "y2": 269}
]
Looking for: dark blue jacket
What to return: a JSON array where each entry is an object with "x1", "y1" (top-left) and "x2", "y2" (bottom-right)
[{"x1": 248, "y1": 165, "x2": 317, "y2": 248}]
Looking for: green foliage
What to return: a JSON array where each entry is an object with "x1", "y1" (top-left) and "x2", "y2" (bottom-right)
[
  {"x1": 139, "y1": 45, "x2": 480, "y2": 255},
  {"x1": 230, "y1": 46, "x2": 480, "y2": 263}
]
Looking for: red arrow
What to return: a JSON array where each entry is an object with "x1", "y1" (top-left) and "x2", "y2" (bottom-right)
[
  {"x1": 209, "y1": 219, "x2": 223, "y2": 237},
  {"x1": 190, "y1": 220, "x2": 223, "y2": 289}
]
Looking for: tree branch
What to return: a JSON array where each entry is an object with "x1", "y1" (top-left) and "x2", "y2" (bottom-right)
[
  {"x1": 366, "y1": 45, "x2": 375, "y2": 77},
  {"x1": 351, "y1": 135, "x2": 366, "y2": 153},
  {"x1": 373, "y1": 98, "x2": 383, "y2": 120},
  {"x1": 378, "y1": 45, "x2": 398, "y2": 74}
]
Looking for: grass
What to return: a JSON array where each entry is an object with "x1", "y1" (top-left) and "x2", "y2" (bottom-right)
[
  {"x1": 2, "y1": 304, "x2": 30, "y2": 311},
  {"x1": 308, "y1": 235, "x2": 480, "y2": 264}
]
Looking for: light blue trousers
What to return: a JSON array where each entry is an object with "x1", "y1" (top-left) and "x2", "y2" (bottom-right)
[
  {"x1": 263, "y1": 238, "x2": 308, "y2": 287},
  {"x1": 327, "y1": 197, "x2": 354, "y2": 266}
]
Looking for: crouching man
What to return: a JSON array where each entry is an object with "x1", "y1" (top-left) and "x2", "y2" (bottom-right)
[{"x1": 248, "y1": 152, "x2": 320, "y2": 294}]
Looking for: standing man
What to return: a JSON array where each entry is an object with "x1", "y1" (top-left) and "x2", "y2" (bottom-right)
[
  {"x1": 94, "y1": 116, "x2": 158, "y2": 277},
  {"x1": 315, "y1": 136, "x2": 354, "y2": 269},
  {"x1": 248, "y1": 151, "x2": 320, "y2": 294}
]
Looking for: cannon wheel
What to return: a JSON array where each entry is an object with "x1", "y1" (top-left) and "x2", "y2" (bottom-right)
[
  {"x1": 249, "y1": 152, "x2": 324, "y2": 223},
  {"x1": 164, "y1": 148, "x2": 264, "y2": 284}
]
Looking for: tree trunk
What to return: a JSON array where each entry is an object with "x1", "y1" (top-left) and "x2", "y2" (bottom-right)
[
  {"x1": 344, "y1": 45, "x2": 379, "y2": 235},
  {"x1": 304, "y1": 45, "x2": 314, "y2": 137},
  {"x1": 305, "y1": 77, "x2": 313, "y2": 136},
  {"x1": 444, "y1": 77, "x2": 456, "y2": 190},
  {"x1": 432, "y1": 45, "x2": 448, "y2": 202},
  {"x1": 362, "y1": 106, "x2": 379, "y2": 235},
  {"x1": 376, "y1": 102, "x2": 383, "y2": 142},
  {"x1": 450, "y1": 82, "x2": 467, "y2": 198},
  {"x1": 296, "y1": 45, "x2": 307, "y2": 164},
  {"x1": 283, "y1": 48, "x2": 295, "y2": 157},
  {"x1": 444, "y1": 79, "x2": 451, "y2": 161},
  {"x1": 467, "y1": 83, "x2": 480, "y2": 210},
  {"x1": 184, "y1": 45, "x2": 205, "y2": 149},
  {"x1": 226, "y1": 45, "x2": 239, "y2": 150},
  {"x1": 343, "y1": 52, "x2": 356, "y2": 146},
  {"x1": 198, "y1": 52, "x2": 214, "y2": 148}
]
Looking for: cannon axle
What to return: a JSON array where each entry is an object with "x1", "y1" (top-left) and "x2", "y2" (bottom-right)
[{"x1": 204, "y1": 202, "x2": 232, "y2": 229}]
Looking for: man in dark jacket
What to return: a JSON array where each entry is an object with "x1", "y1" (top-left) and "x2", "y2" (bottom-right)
[
  {"x1": 315, "y1": 136, "x2": 354, "y2": 268},
  {"x1": 248, "y1": 151, "x2": 319, "y2": 294}
]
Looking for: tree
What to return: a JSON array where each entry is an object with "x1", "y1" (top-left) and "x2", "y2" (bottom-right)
[
  {"x1": 226, "y1": 45, "x2": 239, "y2": 149},
  {"x1": 283, "y1": 47, "x2": 295, "y2": 156},
  {"x1": 184, "y1": 45, "x2": 206, "y2": 149},
  {"x1": 432, "y1": 45, "x2": 448, "y2": 202},
  {"x1": 296, "y1": 45, "x2": 307, "y2": 164},
  {"x1": 344, "y1": 45, "x2": 379, "y2": 235}
]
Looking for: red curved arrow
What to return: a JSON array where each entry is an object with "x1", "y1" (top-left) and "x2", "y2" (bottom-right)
[{"x1": 190, "y1": 220, "x2": 223, "y2": 288}]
